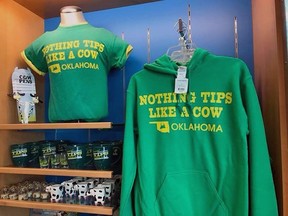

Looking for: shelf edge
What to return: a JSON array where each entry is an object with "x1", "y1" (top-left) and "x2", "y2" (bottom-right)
[
  {"x1": 0, "y1": 199, "x2": 113, "y2": 215},
  {"x1": 0, "y1": 122, "x2": 112, "y2": 130},
  {"x1": 0, "y1": 167, "x2": 113, "y2": 178}
]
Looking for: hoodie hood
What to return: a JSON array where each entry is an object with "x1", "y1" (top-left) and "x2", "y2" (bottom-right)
[
  {"x1": 143, "y1": 48, "x2": 209, "y2": 76},
  {"x1": 142, "y1": 48, "x2": 210, "y2": 111}
]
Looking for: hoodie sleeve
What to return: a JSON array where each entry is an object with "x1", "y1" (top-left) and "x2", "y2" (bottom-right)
[
  {"x1": 120, "y1": 78, "x2": 138, "y2": 216},
  {"x1": 241, "y1": 66, "x2": 278, "y2": 215}
]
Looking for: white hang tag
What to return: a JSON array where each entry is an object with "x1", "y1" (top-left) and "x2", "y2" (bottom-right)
[
  {"x1": 177, "y1": 66, "x2": 187, "y2": 78},
  {"x1": 175, "y1": 66, "x2": 188, "y2": 94},
  {"x1": 174, "y1": 78, "x2": 188, "y2": 94}
]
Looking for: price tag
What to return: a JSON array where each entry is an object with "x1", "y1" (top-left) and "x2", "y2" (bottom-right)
[
  {"x1": 174, "y1": 78, "x2": 188, "y2": 94},
  {"x1": 175, "y1": 66, "x2": 188, "y2": 94}
]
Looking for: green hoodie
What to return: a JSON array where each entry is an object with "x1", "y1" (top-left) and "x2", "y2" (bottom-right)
[{"x1": 120, "y1": 48, "x2": 278, "y2": 216}]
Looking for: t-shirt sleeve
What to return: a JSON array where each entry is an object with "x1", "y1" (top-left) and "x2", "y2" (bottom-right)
[
  {"x1": 21, "y1": 38, "x2": 48, "y2": 76},
  {"x1": 110, "y1": 34, "x2": 133, "y2": 69}
]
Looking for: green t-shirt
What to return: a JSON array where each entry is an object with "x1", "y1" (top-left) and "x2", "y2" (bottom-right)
[{"x1": 22, "y1": 23, "x2": 132, "y2": 122}]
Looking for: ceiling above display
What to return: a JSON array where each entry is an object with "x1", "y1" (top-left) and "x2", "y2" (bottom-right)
[{"x1": 13, "y1": 0, "x2": 160, "y2": 18}]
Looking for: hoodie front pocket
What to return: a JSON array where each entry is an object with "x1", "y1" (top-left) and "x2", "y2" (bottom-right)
[{"x1": 154, "y1": 170, "x2": 228, "y2": 216}]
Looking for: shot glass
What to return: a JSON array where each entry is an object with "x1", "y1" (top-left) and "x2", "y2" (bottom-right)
[
  {"x1": 60, "y1": 152, "x2": 69, "y2": 169},
  {"x1": 50, "y1": 154, "x2": 60, "y2": 169},
  {"x1": 39, "y1": 155, "x2": 50, "y2": 168}
]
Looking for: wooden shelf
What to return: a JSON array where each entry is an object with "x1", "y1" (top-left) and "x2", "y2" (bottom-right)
[
  {"x1": 13, "y1": 0, "x2": 159, "y2": 18},
  {"x1": 0, "y1": 167, "x2": 113, "y2": 178},
  {"x1": 0, "y1": 199, "x2": 113, "y2": 215},
  {"x1": 0, "y1": 122, "x2": 112, "y2": 130}
]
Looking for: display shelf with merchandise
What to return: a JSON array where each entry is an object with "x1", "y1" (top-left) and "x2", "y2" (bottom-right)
[{"x1": 0, "y1": 121, "x2": 116, "y2": 215}]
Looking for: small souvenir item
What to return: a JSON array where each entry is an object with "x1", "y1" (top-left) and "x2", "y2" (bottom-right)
[
  {"x1": 86, "y1": 185, "x2": 106, "y2": 206},
  {"x1": 74, "y1": 182, "x2": 89, "y2": 199},
  {"x1": 45, "y1": 184, "x2": 64, "y2": 203},
  {"x1": 8, "y1": 185, "x2": 18, "y2": 200},
  {"x1": 51, "y1": 154, "x2": 61, "y2": 169},
  {"x1": 61, "y1": 179, "x2": 77, "y2": 198},
  {"x1": 60, "y1": 152, "x2": 69, "y2": 169},
  {"x1": 39, "y1": 155, "x2": 50, "y2": 168},
  {"x1": 40, "y1": 192, "x2": 49, "y2": 200},
  {"x1": 10, "y1": 143, "x2": 30, "y2": 167},
  {"x1": 101, "y1": 181, "x2": 113, "y2": 201},
  {"x1": 32, "y1": 181, "x2": 42, "y2": 200},
  {"x1": 16, "y1": 185, "x2": 28, "y2": 201},
  {"x1": 0, "y1": 186, "x2": 9, "y2": 199},
  {"x1": 84, "y1": 178, "x2": 98, "y2": 189},
  {"x1": 27, "y1": 182, "x2": 35, "y2": 199},
  {"x1": 11, "y1": 67, "x2": 39, "y2": 123}
]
